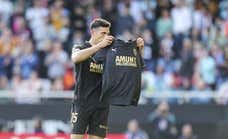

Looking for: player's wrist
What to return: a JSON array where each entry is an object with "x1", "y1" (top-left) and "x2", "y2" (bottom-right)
[
  {"x1": 96, "y1": 43, "x2": 106, "y2": 49},
  {"x1": 93, "y1": 44, "x2": 103, "y2": 51}
]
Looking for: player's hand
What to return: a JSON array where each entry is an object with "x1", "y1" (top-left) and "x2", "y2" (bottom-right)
[
  {"x1": 98, "y1": 35, "x2": 114, "y2": 48},
  {"x1": 136, "y1": 37, "x2": 144, "y2": 49}
]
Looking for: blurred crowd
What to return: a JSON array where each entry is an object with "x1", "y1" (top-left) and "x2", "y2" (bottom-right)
[{"x1": 0, "y1": 0, "x2": 228, "y2": 103}]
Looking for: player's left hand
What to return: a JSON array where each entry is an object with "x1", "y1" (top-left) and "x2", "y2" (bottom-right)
[{"x1": 136, "y1": 37, "x2": 144, "y2": 49}]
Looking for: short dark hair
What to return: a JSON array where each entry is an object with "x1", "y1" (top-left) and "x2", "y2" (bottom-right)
[{"x1": 90, "y1": 18, "x2": 111, "y2": 29}]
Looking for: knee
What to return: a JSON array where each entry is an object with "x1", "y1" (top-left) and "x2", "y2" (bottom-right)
[
  {"x1": 88, "y1": 135, "x2": 104, "y2": 139},
  {"x1": 71, "y1": 134, "x2": 84, "y2": 139}
]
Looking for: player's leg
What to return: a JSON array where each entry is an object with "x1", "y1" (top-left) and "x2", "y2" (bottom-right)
[
  {"x1": 71, "y1": 134, "x2": 84, "y2": 139},
  {"x1": 70, "y1": 102, "x2": 89, "y2": 139},
  {"x1": 88, "y1": 135, "x2": 104, "y2": 139},
  {"x1": 87, "y1": 106, "x2": 109, "y2": 139}
]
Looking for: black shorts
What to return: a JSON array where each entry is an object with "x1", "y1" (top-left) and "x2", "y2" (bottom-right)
[{"x1": 70, "y1": 102, "x2": 109, "y2": 138}]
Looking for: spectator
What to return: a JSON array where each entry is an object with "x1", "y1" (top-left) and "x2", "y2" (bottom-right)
[
  {"x1": 32, "y1": 116, "x2": 44, "y2": 133},
  {"x1": 0, "y1": 0, "x2": 13, "y2": 24},
  {"x1": 71, "y1": 31, "x2": 84, "y2": 44},
  {"x1": 87, "y1": 5, "x2": 101, "y2": 24},
  {"x1": 67, "y1": 31, "x2": 84, "y2": 54},
  {"x1": 0, "y1": 45, "x2": 14, "y2": 79},
  {"x1": 0, "y1": 27, "x2": 19, "y2": 56},
  {"x1": 142, "y1": 29, "x2": 154, "y2": 70},
  {"x1": 19, "y1": 40, "x2": 39, "y2": 79},
  {"x1": 160, "y1": 32, "x2": 174, "y2": 60},
  {"x1": 219, "y1": 45, "x2": 228, "y2": 82},
  {"x1": 179, "y1": 38, "x2": 195, "y2": 89},
  {"x1": 171, "y1": 0, "x2": 192, "y2": 58},
  {"x1": 48, "y1": 0, "x2": 70, "y2": 43},
  {"x1": 48, "y1": 17, "x2": 70, "y2": 43},
  {"x1": 153, "y1": 62, "x2": 169, "y2": 91},
  {"x1": 11, "y1": 15, "x2": 31, "y2": 39},
  {"x1": 70, "y1": 6, "x2": 87, "y2": 32},
  {"x1": 13, "y1": 0, "x2": 26, "y2": 16},
  {"x1": 49, "y1": 0, "x2": 69, "y2": 31},
  {"x1": 220, "y1": 1, "x2": 228, "y2": 20},
  {"x1": 198, "y1": 48, "x2": 216, "y2": 90},
  {"x1": 192, "y1": 71, "x2": 208, "y2": 91},
  {"x1": 128, "y1": 0, "x2": 146, "y2": 24},
  {"x1": 178, "y1": 124, "x2": 198, "y2": 139},
  {"x1": 171, "y1": 0, "x2": 192, "y2": 35},
  {"x1": 0, "y1": 75, "x2": 9, "y2": 90},
  {"x1": 116, "y1": 3, "x2": 135, "y2": 35},
  {"x1": 125, "y1": 119, "x2": 149, "y2": 139},
  {"x1": 25, "y1": 0, "x2": 49, "y2": 42},
  {"x1": 45, "y1": 41, "x2": 68, "y2": 80},
  {"x1": 148, "y1": 101, "x2": 177, "y2": 139},
  {"x1": 118, "y1": 29, "x2": 135, "y2": 41},
  {"x1": 101, "y1": 0, "x2": 117, "y2": 34},
  {"x1": 156, "y1": 9, "x2": 173, "y2": 38},
  {"x1": 193, "y1": 1, "x2": 212, "y2": 31}
]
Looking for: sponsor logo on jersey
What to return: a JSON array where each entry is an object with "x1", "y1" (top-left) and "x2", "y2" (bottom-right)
[
  {"x1": 89, "y1": 62, "x2": 103, "y2": 73},
  {"x1": 115, "y1": 56, "x2": 137, "y2": 67}
]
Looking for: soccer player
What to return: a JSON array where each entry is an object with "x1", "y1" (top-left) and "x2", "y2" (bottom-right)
[{"x1": 71, "y1": 18, "x2": 144, "y2": 139}]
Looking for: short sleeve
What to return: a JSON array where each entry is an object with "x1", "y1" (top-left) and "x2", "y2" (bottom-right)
[
  {"x1": 72, "y1": 43, "x2": 86, "y2": 55},
  {"x1": 72, "y1": 43, "x2": 84, "y2": 50}
]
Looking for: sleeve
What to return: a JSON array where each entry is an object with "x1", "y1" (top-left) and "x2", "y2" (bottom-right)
[
  {"x1": 72, "y1": 43, "x2": 85, "y2": 50},
  {"x1": 71, "y1": 43, "x2": 86, "y2": 56}
]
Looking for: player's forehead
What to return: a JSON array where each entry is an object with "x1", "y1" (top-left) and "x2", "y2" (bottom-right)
[{"x1": 95, "y1": 27, "x2": 110, "y2": 33}]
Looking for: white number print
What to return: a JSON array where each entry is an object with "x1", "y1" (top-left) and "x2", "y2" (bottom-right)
[{"x1": 71, "y1": 112, "x2": 78, "y2": 123}]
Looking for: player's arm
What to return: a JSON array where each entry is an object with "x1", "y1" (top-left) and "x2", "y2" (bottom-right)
[
  {"x1": 71, "y1": 44, "x2": 101, "y2": 64},
  {"x1": 136, "y1": 37, "x2": 144, "y2": 56},
  {"x1": 71, "y1": 36, "x2": 113, "y2": 63}
]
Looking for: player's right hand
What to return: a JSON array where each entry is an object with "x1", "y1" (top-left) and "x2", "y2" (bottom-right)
[{"x1": 98, "y1": 35, "x2": 114, "y2": 48}]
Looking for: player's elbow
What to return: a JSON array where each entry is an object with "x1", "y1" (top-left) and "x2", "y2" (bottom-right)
[{"x1": 71, "y1": 53, "x2": 80, "y2": 63}]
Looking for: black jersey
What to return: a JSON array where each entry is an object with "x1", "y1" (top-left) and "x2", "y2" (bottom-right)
[
  {"x1": 94, "y1": 39, "x2": 144, "y2": 106},
  {"x1": 73, "y1": 42, "x2": 108, "y2": 108}
]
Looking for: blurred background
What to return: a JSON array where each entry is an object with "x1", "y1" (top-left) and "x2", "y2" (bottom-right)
[{"x1": 0, "y1": 0, "x2": 228, "y2": 139}]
